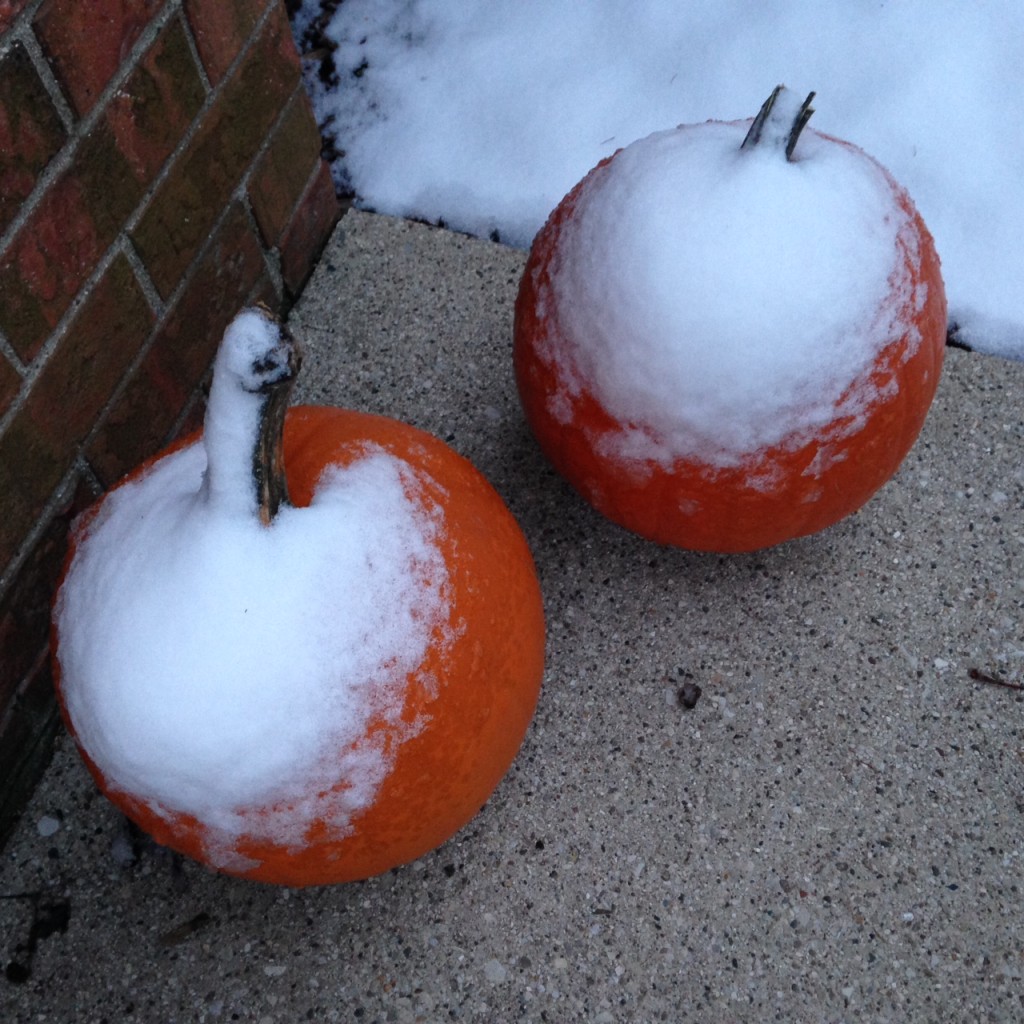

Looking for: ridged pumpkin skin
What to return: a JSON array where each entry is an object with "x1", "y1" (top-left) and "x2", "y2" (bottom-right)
[
  {"x1": 52, "y1": 406, "x2": 545, "y2": 886},
  {"x1": 514, "y1": 127, "x2": 947, "y2": 553}
]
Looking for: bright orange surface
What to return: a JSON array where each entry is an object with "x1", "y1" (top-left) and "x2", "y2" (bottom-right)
[
  {"x1": 514, "y1": 135, "x2": 947, "y2": 552},
  {"x1": 53, "y1": 407, "x2": 545, "y2": 886}
]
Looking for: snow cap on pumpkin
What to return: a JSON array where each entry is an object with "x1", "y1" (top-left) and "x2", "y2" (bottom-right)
[
  {"x1": 537, "y1": 96, "x2": 929, "y2": 470},
  {"x1": 54, "y1": 308, "x2": 454, "y2": 866}
]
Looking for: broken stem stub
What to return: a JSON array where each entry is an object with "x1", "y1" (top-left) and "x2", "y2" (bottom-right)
[{"x1": 741, "y1": 85, "x2": 816, "y2": 160}]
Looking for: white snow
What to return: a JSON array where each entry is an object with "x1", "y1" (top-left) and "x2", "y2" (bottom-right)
[
  {"x1": 537, "y1": 117, "x2": 926, "y2": 468},
  {"x1": 55, "y1": 316, "x2": 453, "y2": 863},
  {"x1": 296, "y1": 0, "x2": 1024, "y2": 359}
]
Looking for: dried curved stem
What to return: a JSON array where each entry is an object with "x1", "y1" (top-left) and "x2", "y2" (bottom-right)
[
  {"x1": 741, "y1": 85, "x2": 816, "y2": 160},
  {"x1": 254, "y1": 364, "x2": 295, "y2": 526},
  {"x1": 249, "y1": 306, "x2": 299, "y2": 526},
  {"x1": 196, "y1": 306, "x2": 302, "y2": 524}
]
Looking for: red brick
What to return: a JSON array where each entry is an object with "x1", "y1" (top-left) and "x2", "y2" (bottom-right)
[
  {"x1": 0, "y1": 176, "x2": 96, "y2": 362},
  {"x1": 89, "y1": 203, "x2": 267, "y2": 485},
  {"x1": 248, "y1": 270, "x2": 282, "y2": 314},
  {"x1": 149, "y1": 202, "x2": 270, "y2": 388},
  {"x1": 0, "y1": 476, "x2": 94, "y2": 710},
  {"x1": 13, "y1": 254, "x2": 153, "y2": 491},
  {"x1": 183, "y1": 0, "x2": 268, "y2": 86},
  {"x1": 0, "y1": 0, "x2": 32, "y2": 35},
  {"x1": 34, "y1": 0, "x2": 163, "y2": 117},
  {"x1": 0, "y1": 475, "x2": 30, "y2": 573},
  {"x1": 0, "y1": 425, "x2": 66, "y2": 573},
  {"x1": 173, "y1": 385, "x2": 210, "y2": 441},
  {"x1": 164, "y1": 262, "x2": 284, "y2": 442},
  {"x1": 104, "y1": 14, "x2": 205, "y2": 188},
  {"x1": 280, "y1": 159, "x2": 340, "y2": 298},
  {"x1": 0, "y1": 256, "x2": 148, "y2": 561},
  {"x1": 84, "y1": 363, "x2": 174, "y2": 489},
  {"x1": 249, "y1": 87, "x2": 321, "y2": 247},
  {"x1": 0, "y1": 123, "x2": 144, "y2": 361},
  {"x1": 131, "y1": 2, "x2": 301, "y2": 298},
  {"x1": 0, "y1": 42, "x2": 68, "y2": 236},
  {"x1": 0, "y1": 656, "x2": 63, "y2": 851},
  {"x1": 0, "y1": 353, "x2": 20, "y2": 417}
]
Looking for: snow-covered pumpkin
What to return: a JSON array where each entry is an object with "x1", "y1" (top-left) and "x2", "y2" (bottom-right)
[
  {"x1": 52, "y1": 307, "x2": 545, "y2": 886},
  {"x1": 514, "y1": 86, "x2": 947, "y2": 552}
]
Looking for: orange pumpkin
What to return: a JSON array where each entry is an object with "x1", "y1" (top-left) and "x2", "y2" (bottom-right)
[
  {"x1": 52, "y1": 308, "x2": 545, "y2": 886},
  {"x1": 514, "y1": 87, "x2": 947, "y2": 552}
]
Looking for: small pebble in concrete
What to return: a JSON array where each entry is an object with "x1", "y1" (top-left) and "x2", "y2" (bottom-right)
[
  {"x1": 36, "y1": 815, "x2": 60, "y2": 837},
  {"x1": 483, "y1": 958, "x2": 508, "y2": 983}
]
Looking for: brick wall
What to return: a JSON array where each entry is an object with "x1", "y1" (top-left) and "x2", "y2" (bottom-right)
[{"x1": 0, "y1": 0, "x2": 340, "y2": 845}]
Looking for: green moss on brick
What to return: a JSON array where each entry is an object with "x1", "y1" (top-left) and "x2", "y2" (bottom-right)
[
  {"x1": 76, "y1": 123, "x2": 147, "y2": 245},
  {"x1": 0, "y1": 177, "x2": 95, "y2": 362},
  {"x1": 85, "y1": 369, "x2": 175, "y2": 490},
  {"x1": 152, "y1": 200, "x2": 270, "y2": 385},
  {"x1": 0, "y1": 255, "x2": 151, "y2": 564}
]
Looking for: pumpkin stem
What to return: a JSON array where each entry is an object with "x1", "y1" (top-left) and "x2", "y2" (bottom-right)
[
  {"x1": 201, "y1": 305, "x2": 301, "y2": 525},
  {"x1": 741, "y1": 85, "x2": 816, "y2": 160},
  {"x1": 253, "y1": 341, "x2": 296, "y2": 526}
]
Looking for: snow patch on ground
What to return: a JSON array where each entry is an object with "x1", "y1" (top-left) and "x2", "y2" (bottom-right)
[{"x1": 294, "y1": 0, "x2": 1024, "y2": 360}]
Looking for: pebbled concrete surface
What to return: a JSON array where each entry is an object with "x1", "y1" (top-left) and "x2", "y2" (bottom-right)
[{"x1": 2, "y1": 209, "x2": 1023, "y2": 1023}]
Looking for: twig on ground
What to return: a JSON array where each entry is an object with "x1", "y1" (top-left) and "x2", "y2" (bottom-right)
[{"x1": 968, "y1": 667, "x2": 1023, "y2": 691}]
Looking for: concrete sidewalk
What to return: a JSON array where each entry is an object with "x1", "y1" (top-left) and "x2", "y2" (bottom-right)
[{"x1": 2, "y1": 210, "x2": 1023, "y2": 1023}]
